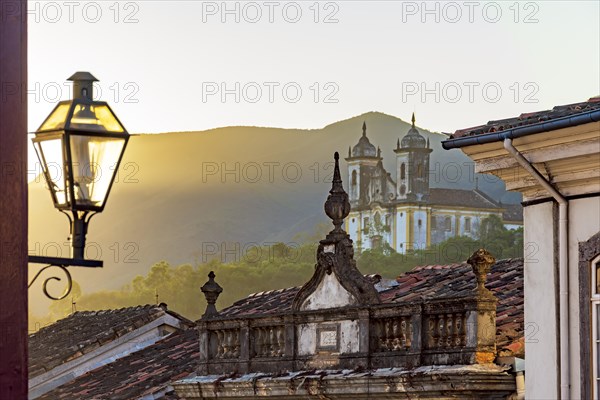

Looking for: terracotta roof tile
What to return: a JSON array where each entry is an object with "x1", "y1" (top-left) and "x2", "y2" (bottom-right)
[
  {"x1": 429, "y1": 188, "x2": 500, "y2": 209},
  {"x1": 502, "y1": 203, "x2": 524, "y2": 223},
  {"x1": 39, "y1": 328, "x2": 198, "y2": 400},
  {"x1": 28, "y1": 304, "x2": 192, "y2": 379},
  {"x1": 217, "y1": 258, "x2": 524, "y2": 356},
  {"x1": 450, "y1": 96, "x2": 600, "y2": 139}
]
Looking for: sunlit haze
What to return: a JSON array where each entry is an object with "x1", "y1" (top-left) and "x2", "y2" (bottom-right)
[{"x1": 28, "y1": 1, "x2": 599, "y2": 172}]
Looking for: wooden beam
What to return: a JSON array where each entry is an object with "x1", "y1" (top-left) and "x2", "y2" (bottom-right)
[{"x1": 0, "y1": 0, "x2": 28, "y2": 397}]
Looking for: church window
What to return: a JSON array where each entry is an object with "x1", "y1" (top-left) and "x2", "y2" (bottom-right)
[
  {"x1": 351, "y1": 170, "x2": 357, "y2": 186},
  {"x1": 385, "y1": 215, "x2": 390, "y2": 227},
  {"x1": 431, "y1": 217, "x2": 437, "y2": 230},
  {"x1": 445, "y1": 216, "x2": 452, "y2": 231},
  {"x1": 363, "y1": 217, "x2": 370, "y2": 234},
  {"x1": 417, "y1": 164, "x2": 423, "y2": 178},
  {"x1": 465, "y1": 217, "x2": 472, "y2": 232},
  {"x1": 418, "y1": 219, "x2": 422, "y2": 228},
  {"x1": 400, "y1": 163, "x2": 406, "y2": 180}
]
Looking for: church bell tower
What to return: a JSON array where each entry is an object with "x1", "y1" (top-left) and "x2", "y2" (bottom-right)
[{"x1": 394, "y1": 113, "x2": 432, "y2": 202}]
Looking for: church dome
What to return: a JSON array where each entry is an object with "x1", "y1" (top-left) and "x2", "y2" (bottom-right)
[
  {"x1": 352, "y1": 121, "x2": 377, "y2": 157},
  {"x1": 401, "y1": 113, "x2": 427, "y2": 149}
]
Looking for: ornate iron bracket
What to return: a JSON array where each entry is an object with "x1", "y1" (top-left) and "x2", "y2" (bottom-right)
[{"x1": 28, "y1": 256, "x2": 102, "y2": 301}]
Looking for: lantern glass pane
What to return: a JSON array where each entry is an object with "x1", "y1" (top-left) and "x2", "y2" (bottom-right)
[
  {"x1": 35, "y1": 138, "x2": 68, "y2": 206},
  {"x1": 38, "y1": 103, "x2": 71, "y2": 131},
  {"x1": 69, "y1": 104, "x2": 124, "y2": 133},
  {"x1": 70, "y1": 135, "x2": 125, "y2": 208}
]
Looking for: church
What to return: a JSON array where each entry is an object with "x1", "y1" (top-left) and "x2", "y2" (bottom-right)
[{"x1": 345, "y1": 114, "x2": 520, "y2": 254}]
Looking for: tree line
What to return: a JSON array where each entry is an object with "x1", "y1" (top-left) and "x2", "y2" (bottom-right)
[{"x1": 29, "y1": 216, "x2": 522, "y2": 330}]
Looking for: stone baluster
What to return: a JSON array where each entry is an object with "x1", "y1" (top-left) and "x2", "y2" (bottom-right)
[
  {"x1": 276, "y1": 327, "x2": 284, "y2": 356},
  {"x1": 217, "y1": 330, "x2": 225, "y2": 358},
  {"x1": 392, "y1": 319, "x2": 401, "y2": 350},
  {"x1": 446, "y1": 313, "x2": 453, "y2": 348},
  {"x1": 400, "y1": 318, "x2": 408, "y2": 348},
  {"x1": 437, "y1": 315, "x2": 445, "y2": 348}
]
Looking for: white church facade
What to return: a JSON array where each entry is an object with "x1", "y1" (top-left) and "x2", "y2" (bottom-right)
[{"x1": 345, "y1": 114, "x2": 520, "y2": 254}]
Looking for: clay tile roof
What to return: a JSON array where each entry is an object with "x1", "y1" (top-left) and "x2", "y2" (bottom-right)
[
  {"x1": 39, "y1": 260, "x2": 523, "y2": 398},
  {"x1": 502, "y1": 203, "x2": 524, "y2": 223},
  {"x1": 381, "y1": 258, "x2": 524, "y2": 357},
  {"x1": 219, "y1": 286, "x2": 300, "y2": 318},
  {"x1": 450, "y1": 96, "x2": 600, "y2": 139},
  {"x1": 217, "y1": 259, "x2": 524, "y2": 357},
  {"x1": 38, "y1": 328, "x2": 199, "y2": 400},
  {"x1": 428, "y1": 188, "x2": 500, "y2": 209},
  {"x1": 28, "y1": 304, "x2": 191, "y2": 378}
]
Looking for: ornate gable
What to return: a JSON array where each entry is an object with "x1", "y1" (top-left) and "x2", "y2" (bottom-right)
[{"x1": 292, "y1": 152, "x2": 380, "y2": 311}]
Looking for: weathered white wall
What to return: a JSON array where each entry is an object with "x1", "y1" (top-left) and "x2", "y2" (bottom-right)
[
  {"x1": 348, "y1": 164, "x2": 360, "y2": 202},
  {"x1": 396, "y1": 154, "x2": 409, "y2": 199},
  {"x1": 413, "y1": 209, "x2": 428, "y2": 250},
  {"x1": 297, "y1": 320, "x2": 360, "y2": 356},
  {"x1": 522, "y1": 197, "x2": 600, "y2": 400},
  {"x1": 568, "y1": 196, "x2": 600, "y2": 400},
  {"x1": 395, "y1": 209, "x2": 407, "y2": 254},
  {"x1": 301, "y1": 273, "x2": 356, "y2": 311},
  {"x1": 347, "y1": 214, "x2": 359, "y2": 246},
  {"x1": 523, "y1": 202, "x2": 558, "y2": 400}
]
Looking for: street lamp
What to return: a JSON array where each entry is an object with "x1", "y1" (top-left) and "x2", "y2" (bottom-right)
[
  {"x1": 29, "y1": 72, "x2": 129, "y2": 299},
  {"x1": 32, "y1": 72, "x2": 129, "y2": 260}
]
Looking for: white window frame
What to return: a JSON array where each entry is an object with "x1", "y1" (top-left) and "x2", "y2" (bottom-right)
[{"x1": 591, "y1": 254, "x2": 600, "y2": 399}]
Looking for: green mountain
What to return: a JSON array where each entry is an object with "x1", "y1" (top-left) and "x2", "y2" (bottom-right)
[{"x1": 28, "y1": 112, "x2": 519, "y2": 314}]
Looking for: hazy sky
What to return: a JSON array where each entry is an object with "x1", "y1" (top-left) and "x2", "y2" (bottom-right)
[{"x1": 28, "y1": 0, "x2": 599, "y2": 167}]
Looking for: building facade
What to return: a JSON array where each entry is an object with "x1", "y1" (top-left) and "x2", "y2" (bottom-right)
[
  {"x1": 345, "y1": 114, "x2": 518, "y2": 254},
  {"x1": 35, "y1": 153, "x2": 525, "y2": 399},
  {"x1": 174, "y1": 153, "x2": 522, "y2": 399},
  {"x1": 443, "y1": 96, "x2": 600, "y2": 400}
]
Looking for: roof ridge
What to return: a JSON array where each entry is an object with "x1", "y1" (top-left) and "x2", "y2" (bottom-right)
[{"x1": 473, "y1": 188, "x2": 500, "y2": 207}]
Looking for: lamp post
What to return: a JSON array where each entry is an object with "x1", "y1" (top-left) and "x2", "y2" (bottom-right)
[{"x1": 28, "y1": 71, "x2": 130, "y2": 298}]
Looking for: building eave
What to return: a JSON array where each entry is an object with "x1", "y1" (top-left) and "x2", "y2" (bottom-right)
[
  {"x1": 174, "y1": 365, "x2": 516, "y2": 399},
  {"x1": 442, "y1": 109, "x2": 600, "y2": 150}
]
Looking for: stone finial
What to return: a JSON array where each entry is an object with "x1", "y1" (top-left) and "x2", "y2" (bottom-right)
[
  {"x1": 292, "y1": 153, "x2": 380, "y2": 311},
  {"x1": 411, "y1": 112, "x2": 416, "y2": 127},
  {"x1": 396, "y1": 138, "x2": 400, "y2": 150},
  {"x1": 377, "y1": 146, "x2": 381, "y2": 158},
  {"x1": 201, "y1": 271, "x2": 223, "y2": 318},
  {"x1": 348, "y1": 146, "x2": 351, "y2": 158},
  {"x1": 467, "y1": 248, "x2": 495, "y2": 297},
  {"x1": 323, "y1": 152, "x2": 351, "y2": 239},
  {"x1": 362, "y1": 121, "x2": 367, "y2": 136}
]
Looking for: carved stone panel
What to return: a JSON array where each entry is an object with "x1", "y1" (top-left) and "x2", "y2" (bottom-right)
[{"x1": 316, "y1": 324, "x2": 340, "y2": 352}]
